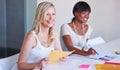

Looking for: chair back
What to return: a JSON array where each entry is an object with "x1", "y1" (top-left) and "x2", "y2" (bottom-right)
[{"x1": 0, "y1": 53, "x2": 19, "y2": 70}]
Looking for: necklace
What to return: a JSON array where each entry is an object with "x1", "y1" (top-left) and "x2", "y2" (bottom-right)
[
  {"x1": 72, "y1": 22, "x2": 85, "y2": 35},
  {"x1": 72, "y1": 22, "x2": 86, "y2": 50}
]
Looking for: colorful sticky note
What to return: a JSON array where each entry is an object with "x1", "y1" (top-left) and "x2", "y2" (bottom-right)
[
  {"x1": 96, "y1": 64, "x2": 120, "y2": 70},
  {"x1": 113, "y1": 50, "x2": 120, "y2": 55},
  {"x1": 104, "y1": 62, "x2": 120, "y2": 65},
  {"x1": 48, "y1": 50, "x2": 74, "y2": 63},
  {"x1": 79, "y1": 64, "x2": 90, "y2": 70}
]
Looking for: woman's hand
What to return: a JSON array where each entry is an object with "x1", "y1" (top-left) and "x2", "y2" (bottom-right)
[
  {"x1": 88, "y1": 48, "x2": 96, "y2": 55},
  {"x1": 34, "y1": 58, "x2": 49, "y2": 70},
  {"x1": 59, "y1": 56, "x2": 69, "y2": 62}
]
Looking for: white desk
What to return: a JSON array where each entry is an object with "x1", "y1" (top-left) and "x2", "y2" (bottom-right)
[{"x1": 43, "y1": 38, "x2": 120, "y2": 70}]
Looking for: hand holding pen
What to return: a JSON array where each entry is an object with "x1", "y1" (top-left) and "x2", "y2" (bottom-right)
[
  {"x1": 88, "y1": 48, "x2": 96, "y2": 55},
  {"x1": 87, "y1": 44, "x2": 99, "y2": 55}
]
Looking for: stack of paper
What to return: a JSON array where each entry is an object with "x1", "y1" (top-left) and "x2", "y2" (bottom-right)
[{"x1": 48, "y1": 50, "x2": 74, "y2": 63}]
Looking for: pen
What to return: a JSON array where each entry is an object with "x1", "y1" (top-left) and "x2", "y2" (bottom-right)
[
  {"x1": 95, "y1": 51, "x2": 99, "y2": 55},
  {"x1": 88, "y1": 44, "x2": 99, "y2": 55}
]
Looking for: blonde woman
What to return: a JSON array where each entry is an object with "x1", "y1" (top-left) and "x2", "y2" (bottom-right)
[{"x1": 12, "y1": 1, "x2": 66, "y2": 70}]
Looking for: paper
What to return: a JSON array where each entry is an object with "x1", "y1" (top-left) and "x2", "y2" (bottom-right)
[
  {"x1": 48, "y1": 50, "x2": 74, "y2": 63},
  {"x1": 104, "y1": 62, "x2": 120, "y2": 65},
  {"x1": 88, "y1": 55, "x2": 116, "y2": 61},
  {"x1": 96, "y1": 64, "x2": 120, "y2": 70},
  {"x1": 87, "y1": 50, "x2": 117, "y2": 61},
  {"x1": 106, "y1": 56, "x2": 120, "y2": 63},
  {"x1": 79, "y1": 64, "x2": 90, "y2": 70},
  {"x1": 87, "y1": 36, "x2": 106, "y2": 47}
]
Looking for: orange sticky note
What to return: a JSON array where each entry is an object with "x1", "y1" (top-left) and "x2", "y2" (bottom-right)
[
  {"x1": 96, "y1": 64, "x2": 120, "y2": 70},
  {"x1": 48, "y1": 50, "x2": 74, "y2": 63}
]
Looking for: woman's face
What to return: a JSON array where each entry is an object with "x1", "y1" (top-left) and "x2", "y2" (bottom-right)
[
  {"x1": 42, "y1": 6, "x2": 56, "y2": 28},
  {"x1": 75, "y1": 11, "x2": 90, "y2": 24}
]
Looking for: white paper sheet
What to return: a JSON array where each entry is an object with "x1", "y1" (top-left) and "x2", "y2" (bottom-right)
[
  {"x1": 87, "y1": 50, "x2": 117, "y2": 61},
  {"x1": 87, "y1": 36, "x2": 106, "y2": 47}
]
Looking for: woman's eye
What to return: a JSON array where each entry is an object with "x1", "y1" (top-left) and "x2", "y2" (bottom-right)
[
  {"x1": 46, "y1": 13, "x2": 56, "y2": 16},
  {"x1": 52, "y1": 13, "x2": 56, "y2": 16},
  {"x1": 46, "y1": 13, "x2": 49, "y2": 16}
]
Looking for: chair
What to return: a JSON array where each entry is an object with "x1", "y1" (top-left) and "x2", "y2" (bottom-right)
[
  {"x1": 0, "y1": 53, "x2": 19, "y2": 70},
  {"x1": 0, "y1": 64, "x2": 2, "y2": 70}
]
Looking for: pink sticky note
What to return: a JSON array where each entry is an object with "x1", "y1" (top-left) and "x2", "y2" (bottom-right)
[{"x1": 79, "y1": 64, "x2": 90, "y2": 70}]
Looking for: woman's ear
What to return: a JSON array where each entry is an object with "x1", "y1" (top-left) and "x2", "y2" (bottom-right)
[
  {"x1": 74, "y1": 12, "x2": 80, "y2": 17},
  {"x1": 74, "y1": 12, "x2": 77, "y2": 16}
]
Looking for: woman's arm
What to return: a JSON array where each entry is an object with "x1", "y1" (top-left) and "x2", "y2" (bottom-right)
[
  {"x1": 62, "y1": 35, "x2": 93, "y2": 56},
  {"x1": 86, "y1": 39, "x2": 96, "y2": 55},
  {"x1": 17, "y1": 32, "x2": 42, "y2": 70}
]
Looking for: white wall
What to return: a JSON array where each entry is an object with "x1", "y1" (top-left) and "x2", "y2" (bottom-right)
[
  {"x1": 88, "y1": 0, "x2": 120, "y2": 42},
  {"x1": 37, "y1": 0, "x2": 120, "y2": 42}
]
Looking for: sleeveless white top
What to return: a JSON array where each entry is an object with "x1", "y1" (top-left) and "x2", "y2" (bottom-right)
[
  {"x1": 11, "y1": 31, "x2": 54, "y2": 70},
  {"x1": 61, "y1": 23, "x2": 93, "y2": 51},
  {"x1": 27, "y1": 31, "x2": 54, "y2": 63}
]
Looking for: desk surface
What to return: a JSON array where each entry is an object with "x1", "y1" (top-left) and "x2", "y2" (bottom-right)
[{"x1": 41, "y1": 39, "x2": 120, "y2": 70}]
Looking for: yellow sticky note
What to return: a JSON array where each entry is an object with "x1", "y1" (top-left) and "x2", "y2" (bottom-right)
[{"x1": 48, "y1": 50, "x2": 74, "y2": 63}]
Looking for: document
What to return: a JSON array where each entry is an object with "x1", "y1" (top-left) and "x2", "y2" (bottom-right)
[
  {"x1": 48, "y1": 50, "x2": 74, "y2": 63},
  {"x1": 87, "y1": 50, "x2": 117, "y2": 61},
  {"x1": 87, "y1": 36, "x2": 105, "y2": 47}
]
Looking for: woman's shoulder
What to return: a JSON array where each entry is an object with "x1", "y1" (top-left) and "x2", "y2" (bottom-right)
[
  {"x1": 61, "y1": 23, "x2": 69, "y2": 27},
  {"x1": 61, "y1": 23, "x2": 71, "y2": 29},
  {"x1": 25, "y1": 31, "x2": 36, "y2": 41},
  {"x1": 61, "y1": 23, "x2": 73, "y2": 36},
  {"x1": 22, "y1": 31, "x2": 37, "y2": 48}
]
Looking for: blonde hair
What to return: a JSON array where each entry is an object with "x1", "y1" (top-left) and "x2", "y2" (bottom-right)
[{"x1": 32, "y1": 1, "x2": 56, "y2": 46}]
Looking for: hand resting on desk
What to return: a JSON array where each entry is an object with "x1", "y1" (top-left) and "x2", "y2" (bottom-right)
[
  {"x1": 33, "y1": 56, "x2": 69, "y2": 70},
  {"x1": 34, "y1": 58, "x2": 49, "y2": 70},
  {"x1": 88, "y1": 48, "x2": 96, "y2": 55}
]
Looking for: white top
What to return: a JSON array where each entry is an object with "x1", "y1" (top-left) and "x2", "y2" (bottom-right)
[
  {"x1": 61, "y1": 23, "x2": 93, "y2": 51},
  {"x1": 27, "y1": 31, "x2": 54, "y2": 63},
  {"x1": 11, "y1": 31, "x2": 54, "y2": 70}
]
